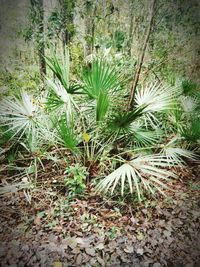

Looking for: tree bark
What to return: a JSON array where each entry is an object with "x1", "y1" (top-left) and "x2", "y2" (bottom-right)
[
  {"x1": 91, "y1": 4, "x2": 97, "y2": 54},
  {"x1": 38, "y1": 0, "x2": 46, "y2": 78},
  {"x1": 61, "y1": 0, "x2": 75, "y2": 51},
  {"x1": 128, "y1": 0, "x2": 156, "y2": 109},
  {"x1": 127, "y1": 2, "x2": 134, "y2": 56}
]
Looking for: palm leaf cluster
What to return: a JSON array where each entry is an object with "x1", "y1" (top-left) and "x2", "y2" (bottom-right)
[
  {"x1": 97, "y1": 154, "x2": 177, "y2": 201},
  {"x1": 80, "y1": 60, "x2": 121, "y2": 121},
  {"x1": 0, "y1": 51, "x2": 198, "y2": 201}
]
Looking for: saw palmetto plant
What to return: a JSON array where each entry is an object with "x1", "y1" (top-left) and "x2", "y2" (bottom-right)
[{"x1": 0, "y1": 51, "x2": 198, "y2": 201}]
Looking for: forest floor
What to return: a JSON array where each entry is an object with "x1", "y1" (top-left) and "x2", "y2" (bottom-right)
[{"x1": 0, "y1": 163, "x2": 200, "y2": 267}]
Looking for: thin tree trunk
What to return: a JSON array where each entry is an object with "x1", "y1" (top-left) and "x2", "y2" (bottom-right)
[
  {"x1": 38, "y1": 0, "x2": 46, "y2": 79},
  {"x1": 91, "y1": 23, "x2": 95, "y2": 53},
  {"x1": 91, "y1": 3, "x2": 98, "y2": 54},
  {"x1": 127, "y1": 3, "x2": 134, "y2": 56},
  {"x1": 128, "y1": 0, "x2": 156, "y2": 109},
  {"x1": 84, "y1": 17, "x2": 92, "y2": 56}
]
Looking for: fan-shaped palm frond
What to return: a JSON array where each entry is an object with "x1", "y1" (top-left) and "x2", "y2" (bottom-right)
[
  {"x1": 56, "y1": 116, "x2": 78, "y2": 152},
  {"x1": 96, "y1": 154, "x2": 177, "y2": 201},
  {"x1": 45, "y1": 47, "x2": 81, "y2": 94},
  {"x1": 45, "y1": 47, "x2": 70, "y2": 91},
  {"x1": 46, "y1": 79, "x2": 77, "y2": 122},
  {"x1": 96, "y1": 90, "x2": 109, "y2": 121},
  {"x1": 134, "y1": 82, "x2": 180, "y2": 128},
  {"x1": 161, "y1": 147, "x2": 197, "y2": 165},
  {"x1": 80, "y1": 60, "x2": 121, "y2": 121},
  {"x1": 81, "y1": 60, "x2": 121, "y2": 98},
  {"x1": 109, "y1": 105, "x2": 147, "y2": 135},
  {"x1": 135, "y1": 82, "x2": 178, "y2": 113},
  {"x1": 160, "y1": 137, "x2": 197, "y2": 164},
  {"x1": 0, "y1": 91, "x2": 43, "y2": 141},
  {"x1": 132, "y1": 128, "x2": 162, "y2": 147},
  {"x1": 181, "y1": 79, "x2": 197, "y2": 95}
]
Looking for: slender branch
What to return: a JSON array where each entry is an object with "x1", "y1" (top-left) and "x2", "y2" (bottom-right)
[{"x1": 128, "y1": 0, "x2": 156, "y2": 110}]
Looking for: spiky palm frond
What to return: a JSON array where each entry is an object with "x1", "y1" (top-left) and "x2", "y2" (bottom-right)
[
  {"x1": 96, "y1": 154, "x2": 177, "y2": 201},
  {"x1": 80, "y1": 60, "x2": 122, "y2": 121},
  {"x1": 161, "y1": 147, "x2": 197, "y2": 165},
  {"x1": 160, "y1": 136, "x2": 197, "y2": 164},
  {"x1": 46, "y1": 79, "x2": 77, "y2": 122},
  {"x1": 0, "y1": 91, "x2": 42, "y2": 141},
  {"x1": 168, "y1": 105, "x2": 183, "y2": 125},
  {"x1": 108, "y1": 105, "x2": 147, "y2": 135},
  {"x1": 81, "y1": 60, "x2": 121, "y2": 98},
  {"x1": 45, "y1": 47, "x2": 82, "y2": 94},
  {"x1": 45, "y1": 47, "x2": 70, "y2": 91},
  {"x1": 96, "y1": 90, "x2": 109, "y2": 121},
  {"x1": 132, "y1": 128, "x2": 162, "y2": 147},
  {"x1": 134, "y1": 82, "x2": 180, "y2": 129},
  {"x1": 56, "y1": 116, "x2": 78, "y2": 152},
  {"x1": 181, "y1": 79, "x2": 197, "y2": 95},
  {"x1": 135, "y1": 82, "x2": 178, "y2": 113}
]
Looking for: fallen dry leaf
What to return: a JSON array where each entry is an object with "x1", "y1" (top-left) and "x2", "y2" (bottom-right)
[
  {"x1": 63, "y1": 237, "x2": 77, "y2": 249},
  {"x1": 136, "y1": 248, "x2": 144, "y2": 255},
  {"x1": 97, "y1": 257, "x2": 105, "y2": 266},
  {"x1": 53, "y1": 262, "x2": 62, "y2": 267},
  {"x1": 137, "y1": 231, "x2": 144, "y2": 240},
  {"x1": 34, "y1": 216, "x2": 41, "y2": 225},
  {"x1": 163, "y1": 230, "x2": 171, "y2": 238},
  {"x1": 95, "y1": 243, "x2": 104, "y2": 250},
  {"x1": 85, "y1": 247, "x2": 96, "y2": 256},
  {"x1": 76, "y1": 254, "x2": 82, "y2": 265},
  {"x1": 124, "y1": 245, "x2": 134, "y2": 253}
]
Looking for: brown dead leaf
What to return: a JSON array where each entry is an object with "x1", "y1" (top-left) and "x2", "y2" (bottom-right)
[
  {"x1": 76, "y1": 237, "x2": 85, "y2": 245},
  {"x1": 76, "y1": 237, "x2": 93, "y2": 248},
  {"x1": 90, "y1": 257, "x2": 97, "y2": 266},
  {"x1": 71, "y1": 248, "x2": 81, "y2": 254},
  {"x1": 53, "y1": 262, "x2": 62, "y2": 267},
  {"x1": 163, "y1": 230, "x2": 171, "y2": 238},
  {"x1": 97, "y1": 257, "x2": 105, "y2": 266},
  {"x1": 95, "y1": 243, "x2": 104, "y2": 250},
  {"x1": 136, "y1": 231, "x2": 144, "y2": 240},
  {"x1": 136, "y1": 248, "x2": 144, "y2": 255},
  {"x1": 34, "y1": 216, "x2": 41, "y2": 225},
  {"x1": 152, "y1": 263, "x2": 161, "y2": 267},
  {"x1": 143, "y1": 260, "x2": 154, "y2": 267},
  {"x1": 62, "y1": 237, "x2": 77, "y2": 249},
  {"x1": 76, "y1": 254, "x2": 82, "y2": 265},
  {"x1": 124, "y1": 245, "x2": 134, "y2": 253},
  {"x1": 85, "y1": 247, "x2": 96, "y2": 256}
]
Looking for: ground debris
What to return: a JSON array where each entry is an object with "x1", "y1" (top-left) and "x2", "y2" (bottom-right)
[{"x1": 0, "y1": 166, "x2": 200, "y2": 266}]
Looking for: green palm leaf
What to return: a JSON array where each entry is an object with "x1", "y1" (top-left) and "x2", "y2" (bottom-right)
[
  {"x1": 46, "y1": 79, "x2": 77, "y2": 122},
  {"x1": 45, "y1": 47, "x2": 81, "y2": 94},
  {"x1": 81, "y1": 60, "x2": 120, "y2": 98},
  {"x1": 109, "y1": 105, "x2": 147, "y2": 135},
  {"x1": 181, "y1": 119, "x2": 200, "y2": 143},
  {"x1": 45, "y1": 47, "x2": 69, "y2": 90},
  {"x1": 96, "y1": 154, "x2": 177, "y2": 201},
  {"x1": 80, "y1": 60, "x2": 121, "y2": 121},
  {"x1": 56, "y1": 116, "x2": 78, "y2": 152}
]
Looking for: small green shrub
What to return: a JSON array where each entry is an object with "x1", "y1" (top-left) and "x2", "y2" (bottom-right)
[{"x1": 64, "y1": 164, "x2": 89, "y2": 196}]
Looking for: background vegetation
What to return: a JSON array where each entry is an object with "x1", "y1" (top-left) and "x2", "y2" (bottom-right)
[
  {"x1": 0, "y1": 0, "x2": 199, "y2": 202},
  {"x1": 0, "y1": 1, "x2": 200, "y2": 266}
]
